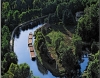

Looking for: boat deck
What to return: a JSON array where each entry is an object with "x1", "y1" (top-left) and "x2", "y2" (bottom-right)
[
  {"x1": 28, "y1": 32, "x2": 35, "y2": 61},
  {"x1": 28, "y1": 32, "x2": 33, "y2": 46}
]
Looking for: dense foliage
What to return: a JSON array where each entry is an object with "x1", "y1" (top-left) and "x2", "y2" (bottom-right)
[
  {"x1": 1, "y1": 0, "x2": 99, "y2": 77},
  {"x1": 2, "y1": 63, "x2": 39, "y2": 78},
  {"x1": 76, "y1": 0, "x2": 99, "y2": 42},
  {"x1": 82, "y1": 51, "x2": 100, "y2": 78}
]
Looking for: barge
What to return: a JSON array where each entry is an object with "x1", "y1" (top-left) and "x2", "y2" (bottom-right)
[
  {"x1": 28, "y1": 32, "x2": 35, "y2": 61},
  {"x1": 29, "y1": 45, "x2": 35, "y2": 61},
  {"x1": 28, "y1": 32, "x2": 33, "y2": 46}
]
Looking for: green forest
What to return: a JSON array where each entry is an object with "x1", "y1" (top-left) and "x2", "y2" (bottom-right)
[{"x1": 1, "y1": 0, "x2": 99, "y2": 78}]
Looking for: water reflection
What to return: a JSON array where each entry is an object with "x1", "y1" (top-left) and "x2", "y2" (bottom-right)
[
  {"x1": 36, "y1": 57, "x2": 48, "y2": 75},
  {"x1": 14, "y1": 27, "x2": 21, "y2": 38},
  {"x1": 14, "y1": 24, "x2": 56, "y2": 78},
  {"x1": 21, "y1": 25, "x2": 27, "y2": 31},
  {"x1": 81, "y1": 55, "x2": 89, "y2": 73},
  {"x1": 13, "y1": 22, "x2": 89, "y2": 78}
]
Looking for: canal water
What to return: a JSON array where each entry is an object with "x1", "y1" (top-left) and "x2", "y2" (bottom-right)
[
  {"x1": 14, "y1": 24, "x2": 55, "y2": 78},
  {"x1": 81, "y1": 55, "x2": 89, "y2": 73},
  {"x1": 14, "y1": 24, "x2": 89, "y2": 78}
]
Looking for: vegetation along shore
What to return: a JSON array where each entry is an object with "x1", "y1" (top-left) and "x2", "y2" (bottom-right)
[{"x1": 1, "y1": 0, "x2": 99, "y2": 78}]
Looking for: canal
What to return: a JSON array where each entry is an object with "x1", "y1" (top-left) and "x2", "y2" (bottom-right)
[
  {"x1": 14, "y1": 24, "x2": 56, "y2": 78},
  {"x1": 14, "y1": 23, "x2": 89, "y2": 78}
]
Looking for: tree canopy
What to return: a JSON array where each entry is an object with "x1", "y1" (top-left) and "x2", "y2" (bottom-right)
[
  {"x1": 1, "y1": 0, "x2": 99, "y2": 77},
  {"x1": 2, "y1": 63, "x2": 39, "y2": 78}
]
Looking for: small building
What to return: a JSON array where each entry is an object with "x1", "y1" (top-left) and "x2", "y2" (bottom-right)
[{"x1": 75, "y1": 11, "x2": 84, "y2": 21}]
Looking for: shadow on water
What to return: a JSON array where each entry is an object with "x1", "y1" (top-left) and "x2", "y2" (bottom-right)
[
  {"x1": 14, "y1": 27, "x2": 21, "y2": 38},
  {"x1": 20, "y1": 20, "x2": 41, "y2": 32},
  {"x1": 36, "y1": 57, "x2": 48, "y2": 75},
  {"x1": 21, "y1": 25, "x2": 28, "y2": 31},
  {"x1": 14, "y1": 23, "x2": 56, "y2": 78},
  {"x1": 13, "y1": 20, "x2": 89, "y2": 78},
  {"x1": 14, "y1": 20, "x2": 42, "y2": 38}
]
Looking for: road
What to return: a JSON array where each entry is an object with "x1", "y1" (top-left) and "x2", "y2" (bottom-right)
[{"x1": 10, "y1": 14, "x2": 49, "y2": 51}]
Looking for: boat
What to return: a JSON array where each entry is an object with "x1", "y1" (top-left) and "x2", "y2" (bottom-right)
[
  {"x1": 29, "y1": 45, "x2": 35, "y2": 61},
  {"x1": 28, "y1": 32, "x2": 33, "y2": 46},
  {"x1": 28, "y1": 32, "x2": 35, "y2": 61}
]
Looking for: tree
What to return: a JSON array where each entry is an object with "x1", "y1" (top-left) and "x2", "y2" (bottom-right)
[
  {"x1": 82, "y1": 51, "x2": 100, "y2": 78},
  {"x1": 8, "y1": 63, "x2": 30, "y2": 78},
  {"x1": 2, "y1": 2, "x2": 10, "y2": 11},
  {"x1": 42, "y1": 2, "x2": 57, "y2": 15},
  {"x1": 1, "y1": 25, "x2": 10, "y2": 51},
  {"x1": 68, "y1": 0, "x2": 84, "y2": 14},
  {"x1": 76, "y1": 0, "x2": 99, "y2": 42},
  {"x1": 48, "y1": 13, "x2": 59, "y2": 24},
  {"x1": 13, "y1": 10, "x2": 20, "y2": 24},
  {"x1": 25, "y1": 0, "x2": 33, "y2": 9},
  {"x1": 1, "y1": 52, "x2": 18, "y2": 74},
  {"x1": 57, "y1": 41, "x2": 67, "y2": 59},
  {"x1": 1, "y1": 59, "x2": 7, "y2": 75},
  {"x1": 56, "y1": 2, "x2": 68, "y2": 19},
  {"x1": 91, "y1": 41, "x2": 99, "y2": 54},
  {"x1": 72, "y1": 34, "x2": 82, "y2": 60},
  {"x1": 62, "y1": 9, "x2": 75, "y2": 25},
  {"x1": 7, "y1": 10, "x2": 14, "y2": 23},
  {"x1": 1, "y1": 71, "x2": 14, "y2": 78},
  {"x1": 4, "y1": 52, "x2": 18, "y2": 64},
  {"x1": 62, "y1": 47, "x2": 80, "y2": 78},
  {"x1": 35, "y1": 31, "x2": 45, "y2": 50},
  {"x1": 33, "y1": 0, "x2": 41, "y2": 9},
  {"x1": 2, "y1": 63, "x2": 39, "y2": 78},
  {"x1": 19, "y1": 12, "x2": 27, "y2": 22}
]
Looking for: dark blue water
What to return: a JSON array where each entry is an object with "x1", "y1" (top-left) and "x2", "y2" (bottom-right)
[
  {"x1": 14, "y1": 24, "x2": 89, "y2": 78},
  {"x1": 80, "y1": 55, "x2": 89, "y2": 73}
]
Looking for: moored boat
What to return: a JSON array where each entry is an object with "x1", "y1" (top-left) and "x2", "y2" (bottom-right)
[
  {"x1": 28, "y1": 32, "x2": 35, "y2": 61},
  {"x1": 29, "y1": 45, "x2": 35, "y2": 61},
  {"x1": 28, "y1": 32, "x2": 33, "y2": 46}
]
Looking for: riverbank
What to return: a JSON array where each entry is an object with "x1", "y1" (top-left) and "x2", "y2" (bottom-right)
[{"x1": 34, "y1": 23, "x2": 75, "y2": 76}]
